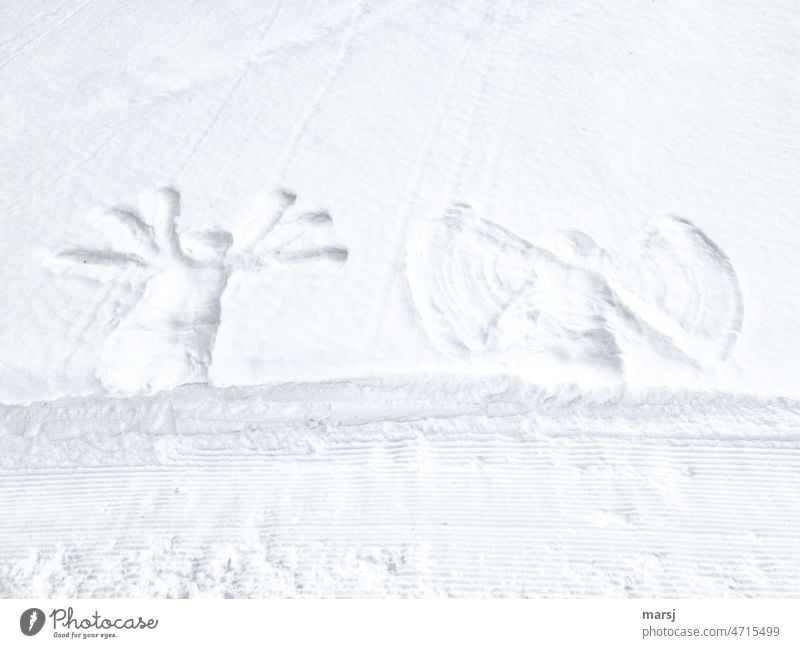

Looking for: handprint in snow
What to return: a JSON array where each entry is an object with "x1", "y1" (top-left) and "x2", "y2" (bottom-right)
[{"x1": 47, "y1": 187, "x2": 347, "y2": 396}]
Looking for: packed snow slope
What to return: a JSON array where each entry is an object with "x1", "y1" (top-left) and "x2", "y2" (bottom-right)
[
  {"x1": 2, "y1": 378, "x2": 800, "y2": 597},
  {"x1": 1, "y1": 0, "x2": 800, "y2": 401}
]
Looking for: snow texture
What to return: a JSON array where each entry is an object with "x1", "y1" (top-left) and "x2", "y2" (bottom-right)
[
  {"x1": 408, "y1": 204, "x2": 743, "y2": 385},
  {"x1": 2, "y1": 378, "x2": 800, "y2": 597},
  {"x1": 1, "y1": 0, "x2": 799, "y2": 597},
  {"x1": 46, "y1": 187, "x2": 347, "y2": 395}
]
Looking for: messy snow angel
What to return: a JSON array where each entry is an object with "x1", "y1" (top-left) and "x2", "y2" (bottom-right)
[
  {"x1": 47, "y1": 187, "x2": 348, "y2": 396},
  {"x1": 407, "y1": 203, "x2": 743, "y2": 384}
]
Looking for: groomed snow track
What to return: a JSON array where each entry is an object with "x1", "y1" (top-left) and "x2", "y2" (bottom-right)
[{"x1": 2, "y1": 377, "x2": 799, "y2": 597}]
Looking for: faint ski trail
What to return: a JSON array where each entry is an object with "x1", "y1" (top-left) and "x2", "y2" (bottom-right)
[
  {"x1": 395, "y1": 8, "x2": 493, "y2": 225},
  {"x1": 0, "y1": 2, "x2": 61, "y2": 51},
  {"x1": 480, "y1": 0, "x2": 596, "y2": 208},
  {"x1": 374, "y1": 5, "x2": 496, "y2": 347},
  {"x1": 377, "y1": 0, "x2": 521, "y2": 348},
  {"x1": 474, "y1": 4, "x2": 526, "y2": 207},
  {"x1": 273, "y1": 0, "x2": 372, "y2": 183},
  {"x1": 0, "y1": 0, "x2": 93, "y2": 70},
  {"x1": 446, "y1": 0, "x2": 515, "y2": 201},
  {"x1": 173, "y1": 0, "x2": 286, "y2": 177},
  {"x1": 384, "y1": 2, "x2": 598, "y2": 347}
]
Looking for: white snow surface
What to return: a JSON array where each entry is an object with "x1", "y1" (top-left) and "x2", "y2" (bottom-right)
[
  {"x1": 3, "y1": 378, "x2": 800, "y2": 597},
  {"x1": 1, "y1": 0, "x2": 800, "y2": 596}
]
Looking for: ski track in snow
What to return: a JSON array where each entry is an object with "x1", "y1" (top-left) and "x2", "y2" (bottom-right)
[{"x1": 1, "y1": 378, "x2": 799, "y2": 597}]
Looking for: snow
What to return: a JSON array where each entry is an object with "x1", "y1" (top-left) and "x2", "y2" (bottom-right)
[
  {"x1": 3, "y1": 379, "x2": 800, "y2": 597},
  {"x1": 1, "y1": 0, "x2": 799, "y2": 596},
  {"x1": 407, "y1": 204, "x2": 743, "y2": 386}
]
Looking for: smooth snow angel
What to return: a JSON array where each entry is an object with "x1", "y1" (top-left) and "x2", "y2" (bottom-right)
[{"x1": 47, "y1": 187, "x2": 347, "y2": 396}]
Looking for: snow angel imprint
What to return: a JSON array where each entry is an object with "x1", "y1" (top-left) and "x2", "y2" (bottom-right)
[
  {"x1": 407, "y1": 203, "x2": 743, "y2": 383},
  {"x1": 48, "y1": 187, "x2": 348, "y2": 395}
]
